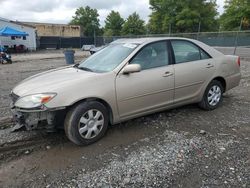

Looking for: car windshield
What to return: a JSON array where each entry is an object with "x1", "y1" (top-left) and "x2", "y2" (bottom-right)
[{"x1": 78, "y1": 43, "x2": 138, "y2": 73}]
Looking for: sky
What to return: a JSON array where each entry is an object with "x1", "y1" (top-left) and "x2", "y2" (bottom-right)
[{"x1": 0, "y1": 0, "x2": 225, "y2": 26}]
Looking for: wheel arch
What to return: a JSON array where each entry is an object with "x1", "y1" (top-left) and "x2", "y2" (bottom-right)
[
  {"x1": 212, "y1": 76, "x2": 226, "y2": 92},
  {"x1": 68, "y1": 97, "x2": 114, "y2": 125},
  {"x1": 198, "y1": 76, "x2": 226, "y2": 103}
]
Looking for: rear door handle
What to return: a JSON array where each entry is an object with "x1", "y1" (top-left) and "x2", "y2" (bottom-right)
[
  {"x1": 206, "y1": 63, "x2": 214, "y2": 68},
  {"x1": 163, "y1": 72, "x2": 173, "y2": 77}
]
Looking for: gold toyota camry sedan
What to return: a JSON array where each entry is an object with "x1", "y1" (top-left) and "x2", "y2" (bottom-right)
[{"x1": 10, "y1": 38, "x2": 241, "y2": 145}]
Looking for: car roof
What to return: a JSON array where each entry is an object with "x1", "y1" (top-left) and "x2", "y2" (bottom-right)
[
  {"x1": 111, "y1": 37, "x2": 194, "y2": 45},
  {"x1": 110, "y1": 37, "x2": 224, "y2": 59}
]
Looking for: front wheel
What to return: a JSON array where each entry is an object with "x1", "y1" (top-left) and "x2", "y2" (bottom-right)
[
  {"x1": 199, "y1": 80, "x2": 223, "y2": 110},
  {"x1": 64, "y1": 101, "x2": 109, "y2": 145}
]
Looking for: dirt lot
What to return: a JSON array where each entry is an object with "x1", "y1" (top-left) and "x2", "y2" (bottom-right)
[{"x1": 0, "y1": 48, "x2": 249, "y2": 188}]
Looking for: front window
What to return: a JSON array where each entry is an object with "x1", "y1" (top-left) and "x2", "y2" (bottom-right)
[
  {"x1": 130, "y1": 41, "x2": 169, "y2": 70},
  {"x1": 78, "y1": 43, "x2": 138, "y2": 73}
]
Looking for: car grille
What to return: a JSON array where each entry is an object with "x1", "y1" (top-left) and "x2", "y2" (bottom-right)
[{"x1": 10, "y1": 92, "x2": 19, "y2": 103}]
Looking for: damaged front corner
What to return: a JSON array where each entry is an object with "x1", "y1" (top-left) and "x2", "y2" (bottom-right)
[{"x1": 11, "y1": 108, "x2": 61, "y2": 132}]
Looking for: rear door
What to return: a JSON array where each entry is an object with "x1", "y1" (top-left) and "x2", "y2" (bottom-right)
[{"x1": 170, "y1": 40, "x2": 215, "y2": 103}]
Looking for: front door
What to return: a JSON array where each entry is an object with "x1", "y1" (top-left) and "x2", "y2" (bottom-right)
[{"x1": 115, "y1": 41, "x2": 174, "y2": 119}]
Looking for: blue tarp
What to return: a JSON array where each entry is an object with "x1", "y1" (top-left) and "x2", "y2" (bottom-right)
[{"x1": 0, "y1": 26, "x2": 29, "y2": 37}]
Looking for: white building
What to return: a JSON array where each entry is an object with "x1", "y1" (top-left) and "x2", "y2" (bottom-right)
[{"x1": 0, "y1": 17, "x2": 36, "y2": 50}]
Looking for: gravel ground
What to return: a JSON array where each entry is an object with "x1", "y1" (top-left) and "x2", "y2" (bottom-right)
[{"x1": 0, "y1": 49, "x2": 249, "y2": 188}]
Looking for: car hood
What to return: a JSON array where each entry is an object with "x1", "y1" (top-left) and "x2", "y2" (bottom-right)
[{"x1": 13, "y1": 67, "x2": 97, "y2": 96}]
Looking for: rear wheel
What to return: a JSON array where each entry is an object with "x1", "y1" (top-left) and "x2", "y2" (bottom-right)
[
  {"x1": 199, "y1": 80, "x2": 223, "y2": 110},
  {"x1": 64, "y1": 101, "x2": 109, "y2": 145}
]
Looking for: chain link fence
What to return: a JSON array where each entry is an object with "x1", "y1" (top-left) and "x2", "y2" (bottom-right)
[
  {"x1": 39, "y1": 30, "x2": 250, "y2": 50},
  {"x1": 104, "y1": 31, "x2": 250, "y2": 47}
]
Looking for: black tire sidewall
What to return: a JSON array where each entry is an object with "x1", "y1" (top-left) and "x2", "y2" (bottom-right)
[
  {"x1": 65, "y1": 101, "x2": 109, "y2": 145},
  {"x1": 203, "y1": 80, "x2": 223, "y2": 110}
]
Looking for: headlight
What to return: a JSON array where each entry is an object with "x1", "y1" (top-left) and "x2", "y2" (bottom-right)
[{"x1": 15, "y1": 93, "x2": 56, "y2": 109}]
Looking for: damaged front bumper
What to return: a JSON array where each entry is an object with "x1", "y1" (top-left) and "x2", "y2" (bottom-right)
[
  {"x1": 10, "y1": 92, "x2": 66, "y2": 132},
  {"x1": 11, "y1": 108, "x2": 59, "y2": 131}
]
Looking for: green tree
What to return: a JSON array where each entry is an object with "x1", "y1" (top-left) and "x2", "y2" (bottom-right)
[
  {"x1": 122, "y1": 12, "x2": 146, "y2": 35},
  {"x1": 220, "y1": 0, "x2": 250, "y2": 31},
  {"x1": 70, "y1": 6, "x2": 101, "y2": 36},
  {"x1": 148, "y1": 0, "x2": 182, "y2": 34},
  {"x1": 148, "y1": 0, "x2": 218, "y2": 33},
  {"x1": 104, "y1": 11, "x2": 124, "y2": 36}
]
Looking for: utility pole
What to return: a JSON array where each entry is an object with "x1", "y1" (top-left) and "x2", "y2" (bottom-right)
[
  {"x1": 94, "y1": 27, "x2": 96, "y2": 46},
  {"x1": 92, "y1": 21, "x2": 96, "y2": 46},
  {"x1": 198, "y1": 21, "x2": 201, "y2": 33},
  {"x1": 146, "y1": 26, "x2": 149, "y2": 36},
  {"x1": 169, "y1": 22, "x2": 172, "y2": 36},
  {"x1": 197, "y1": 20, "x2": 201, "y2": 40},
  {"x1": 234, "y1": 17, "x2": 243, "y2": 55}
]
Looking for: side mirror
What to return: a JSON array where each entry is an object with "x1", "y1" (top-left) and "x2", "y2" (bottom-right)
[{"x1": 123, "y1": 64, "x2": 141, "y2": 74}]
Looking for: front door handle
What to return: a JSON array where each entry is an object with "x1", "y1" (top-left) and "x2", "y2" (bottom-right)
[
  {"x1": 206, "y1": 63, "x2": 214, "y2": 68},
  {"x1": 163, "y1": 71, "x2": 173, "y2": 77}
]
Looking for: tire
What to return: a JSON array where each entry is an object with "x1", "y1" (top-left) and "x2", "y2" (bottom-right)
[
  {"x1": 199, "y1": 80, "x2": 223, "y2": 110},
  {"x1": 64, "y1": 101, "x2": 109, "y2": 145}
]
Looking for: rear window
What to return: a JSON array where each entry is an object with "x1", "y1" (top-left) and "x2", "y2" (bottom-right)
[{"x1": 171, "y1": 40, "x2": 210, "y2": 64}]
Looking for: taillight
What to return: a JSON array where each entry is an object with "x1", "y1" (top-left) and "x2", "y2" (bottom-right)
[{"x1": 237, "y1": 57, "x2": 240, "y2": 67}]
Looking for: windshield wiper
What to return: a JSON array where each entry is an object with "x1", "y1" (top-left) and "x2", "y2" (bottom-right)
[
  {"x1": 73, "y1": 63, "x2": 80, "y2": 67},
  {"x1": 77, "y1": 66, "x2": 94, "y2": 72},
  {"x1": 73, "y1": 63, "x2": 93, "y2": 72}
]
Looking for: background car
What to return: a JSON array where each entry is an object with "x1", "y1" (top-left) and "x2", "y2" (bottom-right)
[{"x1": 89, "y1": 46, "x2": 106, "y2": 54}]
